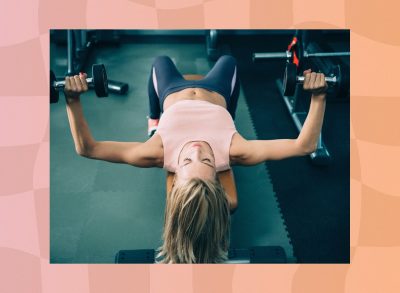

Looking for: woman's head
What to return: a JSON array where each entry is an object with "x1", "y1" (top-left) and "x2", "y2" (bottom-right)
[
  {"x1": 175, "y1": 141, "x2": 217, "y2": 184},
  {"x1": 156, "y1": 177, "x2": 230, "y2": 264}
]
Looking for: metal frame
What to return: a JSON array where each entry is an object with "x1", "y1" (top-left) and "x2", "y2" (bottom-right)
[
  {"x1": 276, "y1": 78, "x2": 332, "y2": 165},
  {"x1": 62, "y1": 30, "x2": 128, "y2": 95},
  {"x1": 115, "y1": 246, "x2": 289, "y2": 264},
  {"x1": 253, "y1": 50, "x2": 349, "y2": 61}
]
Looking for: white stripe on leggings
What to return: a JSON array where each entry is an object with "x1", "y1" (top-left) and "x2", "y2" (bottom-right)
[
  {"x1": 230, "y1": 67, "x2": 237, "y2": 96},
  {"x1": 152, "y1": 67, "x2": 159, "y2": 97}
]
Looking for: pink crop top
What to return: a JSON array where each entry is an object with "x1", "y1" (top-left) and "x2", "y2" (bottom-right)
[{"x1": 156, "y1": 100, "x2": 237, "y2": 172}]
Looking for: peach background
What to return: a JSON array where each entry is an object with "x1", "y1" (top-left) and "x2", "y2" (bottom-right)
[{"x1": 1, "y1": 0, "x2": 399, "y2": 292}]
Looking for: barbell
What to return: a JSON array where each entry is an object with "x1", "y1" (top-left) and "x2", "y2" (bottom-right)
[{"x1": 253, "y1": 50, "x2": 350, "y2": 62}]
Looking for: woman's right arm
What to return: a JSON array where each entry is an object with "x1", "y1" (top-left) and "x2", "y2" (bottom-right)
[
  {"x1": 230, "y1": 70, "x2": 327, "y2": 165},
  {"x1": 64, "y1": 74, "x2": 162, "y2": 168}
]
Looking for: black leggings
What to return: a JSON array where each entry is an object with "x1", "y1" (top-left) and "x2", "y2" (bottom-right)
[{"x1": 148, "y1": 55, "x2": 240, "y2": 119}]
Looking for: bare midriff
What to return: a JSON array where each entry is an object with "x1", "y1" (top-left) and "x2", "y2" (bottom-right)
[{"x1": 163, "y1": 88, "x2": 227, "y2": 111}]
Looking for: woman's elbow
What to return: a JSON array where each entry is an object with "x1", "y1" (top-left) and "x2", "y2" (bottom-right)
[
  {"x1": 295, "y1": 140, "x2": 317, "y2": 156},
  {"x1": 75, "y1": 138, "x2": 97, "y2": 158},
  {"x1": 302, "y1": 143, "x2": 318, "y2": 155},
  {"x1": 75, "y1": 145, "x2": 93, "y2": 158},
  {"x1": 76, "y1": 147, "x2": 88, "y2": 157}
]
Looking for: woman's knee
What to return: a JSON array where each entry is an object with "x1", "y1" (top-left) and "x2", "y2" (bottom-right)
[
  {"x1": 218, "y1": 55, "x2": 237, "y2": 66},
  {"x1": 152, "y1": 55, "x2": 173, "y2": 67}
]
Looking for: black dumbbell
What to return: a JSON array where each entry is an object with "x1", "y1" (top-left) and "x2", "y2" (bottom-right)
[
  {"x1": 282, "y1": 63, "x2": 339, "y2": 96},
  {"x1": 50, "y1": 64, "x2": 108, "y2": 103}
]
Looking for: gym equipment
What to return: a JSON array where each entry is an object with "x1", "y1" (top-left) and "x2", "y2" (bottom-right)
[
  {"x1": 283, "y1": 63, "x2": 338, "y2": 97},
  {"x1": 66, "y1": 30, "x2": 93, "y2": 75},
  {"x1": 283, "y1": 63, "x2": 350, "y2": 96},
  {"x1": 105, "y1": 80, "x2": 129, "y2": 95},
  {"x1": 252, "y1": 31, "x2": 349, "y2": 64},
  {"x1": 57, "y1": 30, "x2": 128, "y2": 102},
  {"x1": 306, "y1": 42, "x2": 350, "y2": 100},
  {"x1": 206, "y1": 29, "x2": 220, "y2": 61},
  {"x1": 227, "y1": 246, "x2": 287, "y2": 264},
  {"x1": 115, "y1": 246, "x2": 287, "y2": 264},
  {"x1": 254, "y1": 31, "x2": 349, "y2": 165},
  {"x1": 116, "y1": 249, "x2": 155, "y2": 264},
  {"x1": 259, "y1": 31, "x2": 350, "y2": 100},
  {"x1": 50, "y1": 64, "x2": 108, "y2": 103},
  {"x1": 253, "y1": 50, "x2": 350, "y2": 61},
  {"x1": 276, "y1": 65, "x2": 332, "y2": 165}
]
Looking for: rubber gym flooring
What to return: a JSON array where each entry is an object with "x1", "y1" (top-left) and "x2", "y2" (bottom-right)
[
  {"x1": 226, "y1": 33, "x2": 350, "y2": 263},
  {"x1": 50, "y1": 33, "x2": 349, "y2": 263}
]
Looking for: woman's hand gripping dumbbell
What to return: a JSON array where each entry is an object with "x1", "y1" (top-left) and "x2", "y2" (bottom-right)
[
  {"x1": 64, "y1": 72, "x2": 89, "y2": 103},
  {"x1": 283, "y1": 63, "x2": 334, "y2": 96},
  {"x1": 302, "y1": 69, "x2": 328, "y2": 97},
  {"x1": 50, "y1": 64, "x2": 108, "y2": 103}
]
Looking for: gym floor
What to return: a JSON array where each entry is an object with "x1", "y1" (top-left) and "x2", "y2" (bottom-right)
[{"x1": 50, "y1": 31, "x2": 349, "y2": 263}]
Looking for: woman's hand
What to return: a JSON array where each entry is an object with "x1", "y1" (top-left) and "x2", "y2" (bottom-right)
[
  {"x1": 303, "y1": 69, "x2": 328, "y2": 97},
  {"x1": 64, "y1": 72, "x2": 88, "y2": 103}
]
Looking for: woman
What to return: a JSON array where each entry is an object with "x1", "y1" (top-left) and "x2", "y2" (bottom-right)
[{"x1": 63, "y1": 55, "x2": 327, "y2": 263}]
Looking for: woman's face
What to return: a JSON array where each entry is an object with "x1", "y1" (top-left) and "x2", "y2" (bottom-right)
[{"x1": 176, "y1": 141, "x2": 216, "y2": 184}]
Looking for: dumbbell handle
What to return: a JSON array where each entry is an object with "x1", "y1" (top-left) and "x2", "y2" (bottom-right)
[
  {"x1": 296, "y1": 76, "x2": 337, "y2": 84},
  {"x1": 53, "y1": 77, "x2": 94, "y2": 88}
]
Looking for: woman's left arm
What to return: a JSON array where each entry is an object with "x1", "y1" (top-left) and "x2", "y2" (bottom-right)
[
  {"x1": 296, "y1": 70, "x2": 327, "y2": 152},
  {"x1": 230, "y1": 70, "x2": 327, "y2": 165}
]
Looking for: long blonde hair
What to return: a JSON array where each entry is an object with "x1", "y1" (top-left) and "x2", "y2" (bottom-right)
[{"x1": 156, "y1": 178, "x2": 230, "y2": 263}]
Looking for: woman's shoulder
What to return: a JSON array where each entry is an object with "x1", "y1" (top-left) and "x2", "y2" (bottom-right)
[
  {"x1": 143, "y1": 133, "x2": 164, "y2": 167},
  {"x1": 145, "y1": 133, "x2": 163, "y2": 151},
  {"x1": 229, "y1": 132, "x2": 248, "y2": 165}
]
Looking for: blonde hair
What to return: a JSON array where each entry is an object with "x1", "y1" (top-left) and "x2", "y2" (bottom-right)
[{"x1": 156, "y1": 178, "x2": 230, "y2": 263}]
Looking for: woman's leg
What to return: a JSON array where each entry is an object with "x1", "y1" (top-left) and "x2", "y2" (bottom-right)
[
  {"x1": 227, "y1": 75, "x2": 240, "y2": 120},
  {"x1": 147, "y1": 71, "x2": 161, "y2": 119},
  {"x1": 147, "y1": 56, "x2": 185, "y2": 118},
  {"x1": 201, "y1": 55, "x2": 240, "y2": 119}
]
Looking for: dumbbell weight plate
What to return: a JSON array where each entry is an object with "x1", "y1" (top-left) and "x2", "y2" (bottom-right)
[
  {"x1": 92, "y1": 64, "x2": 108, "y2": 98},
  {"x1": 50, "y1": 70, "x2": 59, "y2": 103},
  {"x1": 332, "y1": 64, "x2": 349, "y2": 99},
  {"x1": 332, "y1": 65, "x2": 342, "y2": 93},
  {"x1": 283, "y1": 63, "x2": 297, "y2": 96},
  {"x1": 340, "y1": 66, "x2": 350, "y2": 99}
]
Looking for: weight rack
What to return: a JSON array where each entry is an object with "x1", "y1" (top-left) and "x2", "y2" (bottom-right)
[{"x1": 59, "y1": 30, "x2": 129, "y2": 96}]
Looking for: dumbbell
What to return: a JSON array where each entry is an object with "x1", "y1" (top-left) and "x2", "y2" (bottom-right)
[
  {"x1": 50, "y1": 64, "x2": 108, "y2": 103},
  {"x1": 283, "y1": 63, "x2": 341, "y2": 96}
]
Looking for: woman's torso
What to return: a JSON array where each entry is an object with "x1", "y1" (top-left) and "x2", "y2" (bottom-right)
[
  {"x1": 163, "y1": 88, "x2": 227, "y2": 110},
  {"x1": 149, "y1": 88, "x2": 241, "y2": 169}
]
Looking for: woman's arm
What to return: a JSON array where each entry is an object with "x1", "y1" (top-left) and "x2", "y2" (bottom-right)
[
  {"x1": 64, "y1": 73, "x2": 162, "y2": 168},
  {"x1": 230, "y1": 70, "x2": 327, "y2": 165},
  {"x1": 296, "y1": 70, "x2": 327, "y2": 152}
]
